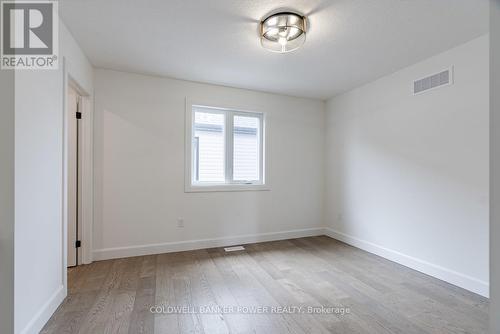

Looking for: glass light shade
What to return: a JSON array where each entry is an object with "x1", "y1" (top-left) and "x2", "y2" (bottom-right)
[{"x1": 260, "y1": 12, "x2": 306, "y2": 53}]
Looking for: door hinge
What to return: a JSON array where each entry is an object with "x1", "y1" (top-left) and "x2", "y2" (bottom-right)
[
  {"x1": 75, "y1": 240, "x2": 81, "y2": 248},
  {"x1": 76, "y1": 111, "x2": 82, "y2": 119}
]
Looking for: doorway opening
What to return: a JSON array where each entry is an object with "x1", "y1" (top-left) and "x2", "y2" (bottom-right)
[{"x1": 67, "y1": 85, "x2": 83, "y2": 267}]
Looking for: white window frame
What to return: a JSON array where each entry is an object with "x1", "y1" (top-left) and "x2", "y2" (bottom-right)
[{"x1": 185, "y1": 98, "x2": 269, "y2": 192}]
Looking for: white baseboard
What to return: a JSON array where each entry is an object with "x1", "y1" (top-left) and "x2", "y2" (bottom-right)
[
  {"x1": 93, "y1": 227, "x2": 324, "y2": 261},
  {"x1": 19, "y1": 285, "x2": 65, "y2": 334},
  {"x1": 324, "y1": 228, "x2": 489, "y2": 298},
  {"x1": 92, "y1": 227, "x2": 488, "y2": 297}
]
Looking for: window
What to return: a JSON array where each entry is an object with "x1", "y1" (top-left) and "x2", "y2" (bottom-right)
[{"x1": 186, "y1": 103, "x2": 266, "y2": 191}]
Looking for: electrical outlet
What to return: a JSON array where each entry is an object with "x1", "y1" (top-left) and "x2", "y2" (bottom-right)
[{"x1": 177, "y1": 218, "x2": 184, "y2": 228}]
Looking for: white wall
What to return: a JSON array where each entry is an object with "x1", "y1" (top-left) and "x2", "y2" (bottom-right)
[
  {"x1": 490, "y1": 0, "x2": 500, "y2": 331},
  {"x1": 13, "y1": 20, "x2": 93, "y2": 334},
  {"x1": 325, "y1": 35, "x2": 489, "y2": 297},
  {"x1": 93, "y1": 69, "x2": 325, "y2": 259},
  {"x1": 60, "y1": 23, "x2": 93, "y2": 94},
  {"x1": 14, "y1": 67, "x2": 63, "y2": 334},
  {"x1": 0, "y1": 69, "x2": 15, "y2": 334}
]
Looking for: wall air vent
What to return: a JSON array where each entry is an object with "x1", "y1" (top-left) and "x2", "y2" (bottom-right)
[{"x1": 413, "y1": 67, "x2": 453, "y2": 95}]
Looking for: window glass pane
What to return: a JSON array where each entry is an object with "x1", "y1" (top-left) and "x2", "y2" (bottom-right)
[
  {"x1": 233, "y1": 115, "x2": 260, "y2": 181},
  {"x1": 193, "y1": 110, "x2": 225, "y2": 182}
]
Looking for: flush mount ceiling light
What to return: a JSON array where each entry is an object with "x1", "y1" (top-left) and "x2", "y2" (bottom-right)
[{"x1": 260, "y1": 12, "x2": 306, "y2": 53}]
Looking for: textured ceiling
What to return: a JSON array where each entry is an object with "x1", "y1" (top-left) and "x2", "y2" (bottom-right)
[{"x1": 59, "y1": 0, "x2": 489, "y2": 100}]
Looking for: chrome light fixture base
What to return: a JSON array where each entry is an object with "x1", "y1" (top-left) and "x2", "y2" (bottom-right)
[{"x1": 260, "y1": 12, "x2": 306, "y2": 53}]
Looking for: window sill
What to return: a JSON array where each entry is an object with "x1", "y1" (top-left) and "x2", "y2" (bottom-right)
[{"x1": 185, "y1": 183, "x2": 270, "y2": 193}]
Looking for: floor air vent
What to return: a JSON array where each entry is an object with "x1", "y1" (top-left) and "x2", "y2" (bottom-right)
[
  {"x1": 414, "y1": 67, "x2": 453, "y2": 95},
  {"x1": 224, "y1": 245, "x2": 245, "y2": 252}
]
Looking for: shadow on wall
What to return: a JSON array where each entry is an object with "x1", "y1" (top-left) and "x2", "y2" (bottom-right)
[{"x1": 325, "y1": 45, "x2": 489, "y2": 282}]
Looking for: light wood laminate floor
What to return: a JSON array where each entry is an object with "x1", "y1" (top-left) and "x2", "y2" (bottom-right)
[{"x1": 42, "y1": 236, "x2": 489, "y2": 334}]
